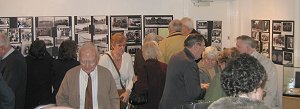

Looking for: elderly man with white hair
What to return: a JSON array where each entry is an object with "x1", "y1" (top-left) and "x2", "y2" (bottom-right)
[{"x1": 181, "y1": 17, "x2": 199, "y2": 36}]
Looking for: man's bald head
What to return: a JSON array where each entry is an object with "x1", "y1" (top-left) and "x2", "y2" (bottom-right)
[
  {"x1": 79, "y1": 42, "x2": 99, "y2": 74},
  {"x1": 168, "y1": 19, "x2": 183, "y2": 34},
  {"x1": 79, "y1": 42, "x2": 99, "y2": 58}
]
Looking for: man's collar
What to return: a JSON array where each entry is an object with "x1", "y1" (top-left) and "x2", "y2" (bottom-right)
[
  {"x1": 2, "y1": 47, "x2": 14, "y2": 60},
  {"x1": 184, "y1": 48, "x2": 196, "y2": 61},
  {"x1": 167, "y1": 32, "x2": 183, "y2": 38}
]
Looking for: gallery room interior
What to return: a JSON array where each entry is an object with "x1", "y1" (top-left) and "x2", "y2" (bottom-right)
[{"x1": 0, "y1": 0, "x2": 299, "y2": 109}]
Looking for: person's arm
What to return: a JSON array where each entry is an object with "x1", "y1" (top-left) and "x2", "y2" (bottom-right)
[
  {"x1": 56, "y1": 72, "x2": 70, "y2": 106},
  {"x1": 0, "y1": 75, "x2": 15, "y2": 109},
  {"x1": 263, "y1": 64, "x2": 279, "y2": 108},
  {"x1": 183, "y1": 64, "x2": 205, "y2": 100},
  {"x1": 3, "y1": 59, "x2": 27, "y2": 93}
]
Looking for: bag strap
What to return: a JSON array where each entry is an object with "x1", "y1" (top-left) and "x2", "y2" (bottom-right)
[{"x1": 105, "y1": 53, "x2": 126, "y2": 90}]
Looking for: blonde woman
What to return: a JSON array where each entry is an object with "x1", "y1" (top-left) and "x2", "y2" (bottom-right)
[{"x1": 198, "y1": 46, "x2": 220, "y2": 83}]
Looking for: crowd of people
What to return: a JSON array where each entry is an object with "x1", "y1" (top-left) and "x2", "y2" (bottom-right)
[{"x1": 0, "y1": 17, "x2": 279, "y2": 109}]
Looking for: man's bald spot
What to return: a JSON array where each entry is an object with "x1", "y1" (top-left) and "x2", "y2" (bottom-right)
[{"x1": 79, "y1": 42, "x2": 99, "y2": 58}]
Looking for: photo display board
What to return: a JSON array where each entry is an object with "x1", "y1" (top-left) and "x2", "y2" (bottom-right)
[
  {"x1": 272, "y1": 20, "x2": 294, "y2": 66},
  {"x1": 196, "y1": 20, "x2": 222, "y2": 50},
  {"x1": 75, "y1": 16, "x2": 109, "y2": 54},
  {"x1": 143, "y1": 15, "x2": 173, "y2": 38},
  {"x1": 251, "y1": 20, "x2": 270, "y2": 58},
  {"x1": 110, "y1": 15, "x2": 142, "y2": 55},
  {"x1": 35, "y1": 16, "x2": 72, "y2": 56},
  {"x1": 0, "y1": 17, "x2": 33, "y2": 56}
]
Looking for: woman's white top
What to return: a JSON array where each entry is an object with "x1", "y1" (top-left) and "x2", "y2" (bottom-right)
[{"x1": 98, "y1": 51, "x2": 134, "y2": 91}]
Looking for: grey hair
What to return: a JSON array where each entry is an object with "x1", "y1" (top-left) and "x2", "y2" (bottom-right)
[
  {"x1": 79, "y1": 42, "x2": 99, "y2": 57},
  {"x1": 0, "y1": 33, "x2": 10, "y2": 47},
  {"x1": 142, "y1": 41, "x2": 161, "y2": 60},
  {"x1": 184, "y1": 34, "x2": 206, "y2": 48},
  {"x1": 168, "y1": 19, "x2": 183, "y2": 32},
  {"x1": 181, "y1": 17, "x2": 194, "y2": 29},
  {"x1": 236, "y1": 35, "x2": 256, "y2": 48},
  {"x1": 202, "y1": 46, "x2": 219, "y2": 59},
  {"x1": 144, "y1": 33, "x2": 159, "y2": 43}
]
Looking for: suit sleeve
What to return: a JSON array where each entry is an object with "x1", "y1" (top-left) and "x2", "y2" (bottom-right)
[
  {"x1": 56, "y1": 71, "x2": 70, "y2": 106},
  {"x1": 183, "y1": 64, "x2": 205, "y2": 100},
  {"x1": 3, "y1": 59, "x2": 27, "y2": 93},
  {"x1": 0, "y1": 75, "x2": 15, "y2": 109},
  {"x1": 263, "y1": 63, "x2": 279, "y2": 108},
  {"x1": 108, "y1": 70, "x2": 120, "y2": 109}
]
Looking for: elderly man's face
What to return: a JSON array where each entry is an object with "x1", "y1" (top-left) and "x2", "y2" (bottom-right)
[
  {"x1": 236, "y1": 39, "x2": 249, "y2": 54},
  {"x1": 79, "y1": 49, "x2": 98, "y2": 74},
  {"x1": 194, "y1": 42, "x2": 206, "y2": 59}
]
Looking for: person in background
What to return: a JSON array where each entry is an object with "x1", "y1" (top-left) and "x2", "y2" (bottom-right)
[
  {"x1": 0, "y1": 33, "x2": 27, "y2": 109},
  {"x1": 56, "y1": 42, "x2": 119, "y2": 109},
  {"x1": 98, "y1": 33, "x2": 134, "y2": 109},
  {"x1": 52, "y1": 40, "x2": 80, "y2": 103},
  {"x1": 0, "y1": 73, "x2": 15, "y2": 109},
  {"x1": 198, "y1": 46, "x2": 220, "y2": 83},
  {"x1": 134, "y1": 41, "x2": 167, "y2": 109},
  {"x1": 158, "y1": 19, "x2": 186, "y2": 64},
  {"x1": 204, "y1": 47, "x2": 240, "y2": 102},
  {"x1": 181, "y1": 17, "x2": 199, "y2": 36},
  {"x1": 25, "y1": 40, "x2": 54, "y2": 109},
  {"x1": 159, "y1": 34, "x2": 207, "y2": 109},
  {"x1": 236, "y1": 35, "x2": 279, "y2": 108},
  {"x1": 208, "y1": 54, "x2": 269, "y2": 109}
]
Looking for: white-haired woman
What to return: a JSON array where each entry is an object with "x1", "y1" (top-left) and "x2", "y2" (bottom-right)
[{"x1": 198, "y1": 46, "x2": 220, "y2": 83}]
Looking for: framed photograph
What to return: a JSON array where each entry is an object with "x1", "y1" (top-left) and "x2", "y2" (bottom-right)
[
  {"x1": 37, "y1": 36, "x2": 54, "y2": 48},
  {"x1": 262, "y1": 42, "x2": 269, "y2": 53},
  {"x1": 18, "y1": 17, "x2": 32, "y2": 28},
  {"x1": 212, "y1": 29, "x2": 221, "y2": 37},
  {"x1": 262, "y1": 21, "x2": 270, "y2": 32},
  {"x1": 211, "y1": 37, "x2": 222, "y2": 50},
  {"x1": 93, "y1": 34, "x2": 108, "y2": 54},
  {"x1": 128, "y1": 17, "x2": 141, "y2": 28},
  {"x1": 76, "y1": 33, "x2": 91, "y2": 46},
  {"x1": 196, "y1": 21, "x2": 208, "y2": 29},
  {"x1": 57, "y1": 27, "x2": 71, "y2": 37},
  {"x1": 251, "y1": 20, "x2": 263, "y2": 32},
  {"x1": 0, "y1": 29, "x2": 7, "y2": 34},
  {"x1": 272, "y1": 34, "x2": 285, "y2": 48},
  {"x1": 282, "y1": 22, "x2": 293, "y2": 35},
  {"x1": 255, "y1": 40, "x2": 261, "y2": 52},
  {"x1": 286, "y1": 36, "x2": 294, "y2": 50},
  {"x1": 77, "y1": 16, "x2": 91, "y2": 25},
  {"x1": 144, "y1": 16, "x2": 172, "y2": 27},
  {"x1": 251, "y1": 31, "x2": 260, "y2": 40},
  {"x1": 261, "y1": 33, "x2": 269, "y2": 42},
  {"x1": 75, "y1": 25, "x2": 89, "y2": 34},
  {"x1": 124, "y1": 30, "x2": 142, "y2": 44},
  {"x1": 8, "y1": 28, "x2": 20, "y2": 43},
  {"x1": 197, "y1": 29, "x2": 208, "y2": 39},
  {"x1": 272, "y1": 50, "x2": 283, "y2": 65},
  {"x1": 75, "y1": 16, "x2": 91, "y2": 34},
  {"x1": 36, "y1": 28, "x2": 52, "y2": 37},
  {"x1": 213, "y1": 21, "x2": 222, "y2": 29},
  {"x1": 37, "y1": 17, "x2": 54, "y2": 28},
  {"x1": 111, "y1": 17, "x2": 128, "y2": 31},
  {"x1": 283, "y1": 52, "x2": 293, "y2": 65},
  {"x1": 126, "y1": 45, "x2": 141, "y2": 54},
  {"x1": 0, "y1": 18, "x2": 10, "y2": 28},
  {"x1": 273, "y1": 22, "x2": 282, "y2": 32},
  {"x1": 21, "y1": 41, "x2": 31, "y2": 56},
  {"x1": 145, "y1": 28, "x2": 158, "y2": 36},
  {"x1": 93, "y1": 16, "x2": 106, "y2": 25},
  {"x1": 20, "y1": 29, "x2": 32, "y2": 42},
  {"x1": 54, "y1": 17, "x2": 69, "y2": 27},
  {"x1": 95, "y1": 25, "x2": 108, "y2": 35}
]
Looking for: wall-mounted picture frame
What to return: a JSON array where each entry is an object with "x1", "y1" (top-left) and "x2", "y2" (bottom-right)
[
  {"x1": 196, "y1": 21, "x2": 208, "y2": 29},
  {"x1": 283, "y1": 51, "x2": 293, "y2": 66},
  {"x1": 285, "y1": 35, "x2": 294, "y2": 50},
  {"x1": 272, "y1": 50, "x2": 283, "y2": 65},
  {"x1": 111, "y1": 17, "x2": 128, "y2": 31},
  {"x1": 18, "y1": 17, "x2": 32, "y2": 28},
  {"x1": 144, "y1": 16, "x2": 172, "y2": 27},
  {"x1": 272, "y1": 33, "x2": 285, "y2": 48},
  {"x1": 0, "y1": 18, "x2": 10, "y2": 28}
]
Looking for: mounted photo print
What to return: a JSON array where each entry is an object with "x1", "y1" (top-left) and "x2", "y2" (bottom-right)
[
  {"x1": 0, "y1": 18, "x2": 10, "y2": 28},
  {"x1": 272, "y1": 33, "x2": 285, "y2": 48},
  {"x1": 272, "y1": 50, "x2": 283, "y2": 65},
  {"x1": 18, "y1": 17, "x2": 32, "y2": 28},
  {"x1": 283, "y1": 51, "x2": 293, "y2": 66},
  {"x1": 111, "y1": 17, "x2": 128, "y2": 31}
]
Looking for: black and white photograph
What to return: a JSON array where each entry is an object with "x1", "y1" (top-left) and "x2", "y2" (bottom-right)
[
  {"x1": 0, "y1": 18, "x2": 10, "y2": 28},
  {"x1": 124, "y1": 30, "x2": 142, "y2": 44},
  {"x1": 56, "y1": 27, "x2": 71, "y2": 46},
  {"x1": 21, "y1": 41, "x2": 31, "y2": 56},
  {"x1": 212, "y1": 29, "x2": 221, "y2": 37},
  {"x1": 126, "y1": 45, "x2": 141, "y2": 54},
  {"x1": 93, "y1": 35, "x2": 108, "y2": 54},
  {"x1": 197, "y1": 29, "x2": 208, "y2": 40},
  {"x1": 283, "y1": 52, "x2": 293, "y2": 65},
  {"x1": 144, "y1": 16, "x2": 172, "y2": 27},
  {"x1": 75, "y1": 25, "x2": 89, "y2": 33},
  {"x1": 145, "y1": 28, "x2": 158, "y2": 36},
  {"x1": 251, "y1": 20, "x2": 263, "y2": 32},
  {"x1": 255, "y1": 40, "x2": 261, "y2": 52},
  {"x1": 282, "y1": 22, "x2": 293, "y2": 35},
  {"x1": 77, "y1": 33, "x2": 91, "y2": 46},
  {"x1": 262, "y1": 42, "x2": 269, "y2": 53},
  {"x1": 20, "y1": 29, "x2": 32, "y2": 42},
  {"x1": 213, "y1": 21, "x2": 222, "y2": 29},
  {"x1": 37, "y1": 36, "x2": 54, "y2": 48},
  {"x1": 18, "y1": 17, "x2": 32, "y2": 28},
  {"x1": 37, "y1": 17, "x2": 54, "y2": 28},
  {"x1": 261, "y1": 33, "x2": 269, "y2": 42},
  {"x1": 8, "y1": 28, "x2": 20, "y2": 43},
  {"x1": 272, "y1": 50, "x2": 283, "y2": 65},
  {"x1": 196, "y1": 21, "x2": 208, "y2": 29},
  {"x1": 273, "y1": 34, "x2": 285, "y2": 48},
  {"x1": 128, "y1": 17, "x2": 141, "y2": 28},
  {"x1": 251, "y1": 31, "x2": 259, "y2": 40},
  {"x1": 211, "y1": 37, "x2": 222, "y2": 50},
  {"x1": 36, "y1": 28, "x2": 52, "y2": 37},
  {"x1": 77, "y1": 16, "x2": 91, "y2": 24},
  {"x1": 111, "y1": 17, "x2": 128, "y2": 31},
  {"x1": 286, "y1": 36, "x2": 294, "y2": 49},
  {"x1": 76, "y1": 16, "x2": 91, "y2": 34},
  {"x1": 0, "y1": 29, "x2": 7, "y2": 34},
  {"x1": 54, "y1": 17, "x2": 69, "y2": 27},
  {"x1": 273, "y1": 22, "x2": 282, "y2": 32},
  {"x1": 93, "y1": 16, "x2": 106, "y2": 25},
  {"x1": 262, "y1": 21, "x2": 270, "y2": 32},
  {"x1": 95, "y1": 25, "x2": 108, "y2": 34}
]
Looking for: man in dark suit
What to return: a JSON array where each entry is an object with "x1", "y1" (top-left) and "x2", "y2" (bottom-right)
[
  {"x1": 0, "y1": 33, "x2": 27, "y2": 109},
  {"x1": 0, "y1": 72, "x2": 15, "y2": 109},
  {"x1": 159, "y1": 34, "x2": 207, "y2": 109}
]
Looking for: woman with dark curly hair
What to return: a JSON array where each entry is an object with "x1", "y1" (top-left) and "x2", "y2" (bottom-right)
[
  {"x1": 52, "y1": 40, "x2": 80, "y2": 103},
  {"x1": 25, "y1": 40, "x2": 54, "y2": 109},
  {"x1": 208, "y1": 53, "x2": 269, "y2": 109}
]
